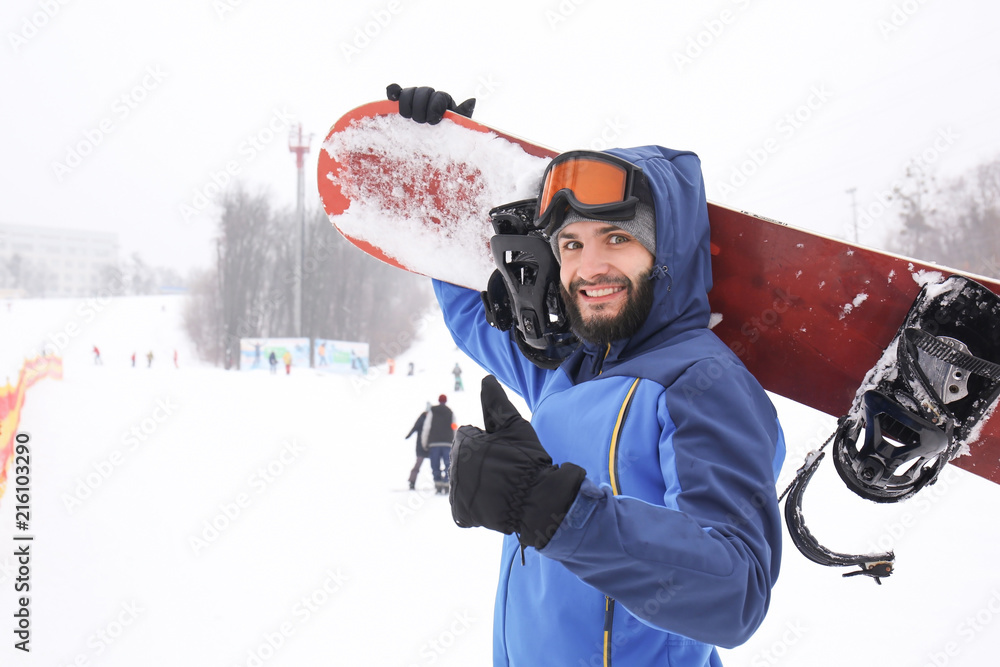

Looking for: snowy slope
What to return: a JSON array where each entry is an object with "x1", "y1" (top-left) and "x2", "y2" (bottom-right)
[{"x1": 2, "y1": 295, "x2": 1000, "y2": 666}]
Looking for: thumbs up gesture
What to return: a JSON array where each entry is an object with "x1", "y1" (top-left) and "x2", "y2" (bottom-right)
[{"x1": 450, "y1": 375, "x2": 586, "y2": 550}]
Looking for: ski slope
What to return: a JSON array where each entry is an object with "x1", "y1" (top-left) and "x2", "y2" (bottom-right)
[{"x1": 2, "y1": 294, "x2": 1000, "y2": 666}]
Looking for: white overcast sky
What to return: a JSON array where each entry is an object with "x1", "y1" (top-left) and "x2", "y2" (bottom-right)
[{"x1": 3, "y1": 0, "x2": 999, "y2": 275}]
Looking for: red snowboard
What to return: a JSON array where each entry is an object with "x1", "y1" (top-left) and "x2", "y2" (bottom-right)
[{"x1": 317, "y1": 100, "x2": 1000, "y2": 486}]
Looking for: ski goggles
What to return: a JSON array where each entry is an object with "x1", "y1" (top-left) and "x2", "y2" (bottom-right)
[{"x1": 535, "y1": 151, "x2": 645, "y2": 233}]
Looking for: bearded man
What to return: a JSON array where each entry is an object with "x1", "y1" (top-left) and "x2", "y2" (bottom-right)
[{"x1": 392, "y1": 85, "x2": 786, "y2": 667}]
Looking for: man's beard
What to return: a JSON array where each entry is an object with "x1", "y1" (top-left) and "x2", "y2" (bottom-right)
[{"x1": 561, "y1": 269, "x2": 654, "y2": 346}]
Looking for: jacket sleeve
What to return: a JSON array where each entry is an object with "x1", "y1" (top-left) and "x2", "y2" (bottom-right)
[
  {"x1": 432, "y1": 279, "x2": 551, "y2": 407},
  {"x1": 540, "y1": 359, "x2": 785, "y2": 648},
  {"x1": 405, "y1": 415, "x2": 420, "y2": 439},
  {"x1": 420, "y1": 411, "x2": 433, "y2": 448}
]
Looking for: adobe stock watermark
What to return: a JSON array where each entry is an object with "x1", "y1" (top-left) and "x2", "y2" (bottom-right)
[
  {"x1": 544, "y1": 0, "x2": 591, "y2": 30},
  {"x1": 35, "y1": 269, "x2": 142, "y2": 360},
  {"x1": 61, "y1": 397, "x2": 181, "y2": 513},
  {"x1": 923, "y1": 589, "x2": 1000, "y2": 667},
  {"x1": 586, "y1": 116, "x2": 629, "y2": 152},
  {"x1": 219, "y1": 231, "x2": 345, "y2": 358},
  {"x1": 351, "y1": 305, "x2": 441, "y2": 395},
  {"x1": 179, "y1": 107, "x2": 296, "y2": 224},
  {"x1": 189, "y1": 439, "x2": 305, "y2": 555},
  {"x1": 673, "y1": 0, "x2": 756, "y2": 72},
  {"x1": 750, "y1": 619, "x2": 808, "y2": 667},
  {"x1": 394, "y1": 484, "x2": 440, "y2": 524},
  {"x1": 841, "y1": 127, "x2": 959, "y2": 241},
  {"x1": 878, "y1": 0, "x2": 932, "y2": 39},
  {"x1": 407, "y1": 610, "x2": 476, "y2": 667},
  {"x1": 59, "y1": 600, "x2": 145, "y2": 665},
  {"x1": 51, "y1": 65, "x2": 168, "y2": 183},
  {"x1": 464, "y1": 74, "x2": 502, "y2": 106},
  {"x1": 0, "y1": 557, "x2": 16, "y2": 588},
  {"x1": 577, "y1": 579, "x2": 682, "y2": 667},
  {"x1": 864, "y1": 465, "x2": 959, "y2": 556},
  {"x1": 234, "y1": 567, "x2": 350, "y2": 667},
  {"x1": 340, "y1": 0, "x2": 406, "y2": 63},
  {"x1": 213, "y1": 0, "x2": 247, "y2": 20},
  {"x1": 714, "y1": 85, "x2": 833, "y2": 202},
  {"x1": 8, "y1": 0, "x2": 73, "y2": 53}
]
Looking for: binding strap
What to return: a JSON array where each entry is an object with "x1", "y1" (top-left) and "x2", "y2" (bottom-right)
[
  {"x1": 781, "y1": 440, "x2": 895, "y2": 584},
  {"x1": 905, "y1": 328, "x2": 1000, "y2": 382}
]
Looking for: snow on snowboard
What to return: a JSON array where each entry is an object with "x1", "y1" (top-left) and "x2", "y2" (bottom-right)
[{"x1": 316, "y1": 100, "x2": 1000, "y2": 571}]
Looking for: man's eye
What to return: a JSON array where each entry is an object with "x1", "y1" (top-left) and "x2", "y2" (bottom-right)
[
  {"x1": 562, "y1": 240, "x2": 581, "y2": 251},
  {"x1": 610, "y1": 234, "x2": 630, "y2": 244}
]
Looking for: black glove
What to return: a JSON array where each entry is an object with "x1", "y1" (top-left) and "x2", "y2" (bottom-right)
[
  {"x1": 386, "y1": 83, "x2": 476, "y2": 125},
  {"x1": 450, "y1": 375, "x2": 586, "y2": 550}
]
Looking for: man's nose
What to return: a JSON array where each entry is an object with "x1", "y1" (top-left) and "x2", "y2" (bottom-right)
[{"x1": 577, "y1": 245, "x2": 611, "y2": 281}]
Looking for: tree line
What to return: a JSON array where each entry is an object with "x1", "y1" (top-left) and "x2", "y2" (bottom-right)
[
  {"x1": 889, "y1": 154, "x2": 1000, "y2": 279},
  {"x1": 183, "y1": 185, "x2": 433, "y2": 369}
]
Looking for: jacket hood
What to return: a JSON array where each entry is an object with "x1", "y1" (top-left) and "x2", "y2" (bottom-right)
[{"x1": 573, "y1": 146, "x2": 712, "y2": 367}]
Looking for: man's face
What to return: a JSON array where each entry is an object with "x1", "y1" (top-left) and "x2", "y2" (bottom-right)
[{"x1": 555, "y1": 220, "x2": 655, "y2": 345}]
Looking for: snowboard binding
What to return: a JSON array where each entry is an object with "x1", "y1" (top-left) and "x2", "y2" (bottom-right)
[
  {"x1": 480, "y1": 199, "x2": 579, "y2": 369},
  {"x1": 786, "y1": 275, "x2": 1000, "y2": 582},
  {"x1": 834, "y1": 275, "x2": 1000, "y2": 502}
]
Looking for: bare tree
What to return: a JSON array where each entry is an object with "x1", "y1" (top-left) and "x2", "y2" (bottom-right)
[
  {"x1": 216, "y1": 185, "x2": 280, "y2": 368},
  {"x1": 184, "y1": 186, "x2": 434, "y2": 368},
  {"x1": 183, "y1": 268, "x2": 224, "y2": 364},
  {"x1": 938, "y1": 158, "x2": 1000, "y2": 278},
  {"x1": 888, "y1": 156, "x2": 1000, "y2": 280},
  {"x1": 2, "y1": 253, "x2": 51, "y2": 296},
  {"x1": 888, "y1": 164, "x2": 940, "y2": 264},
  {"x1": 300, "y1": 208, "x2": 433, "y2": 364}
]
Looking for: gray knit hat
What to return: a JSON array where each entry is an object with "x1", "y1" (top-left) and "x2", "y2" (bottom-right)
[{"x1": 548, "y1": 201, "x2": 657, "y2": 262}]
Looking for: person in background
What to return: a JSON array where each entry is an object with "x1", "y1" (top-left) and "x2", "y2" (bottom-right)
[
  {"x1": 404, "y1": 404, "x2": 431, "y2": 490},
  {"x1": 421, "y1": 394, "x2": 455, "y2": 495}
]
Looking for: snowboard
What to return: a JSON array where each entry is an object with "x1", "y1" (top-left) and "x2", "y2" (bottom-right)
[{"x1": 317, "y1": 100, "x2": 1000, "y2": 487}]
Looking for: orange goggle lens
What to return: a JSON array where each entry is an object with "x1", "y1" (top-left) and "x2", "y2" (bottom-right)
[{"x1": 539, "y1": 158, "x2": 629, "y2": 216}]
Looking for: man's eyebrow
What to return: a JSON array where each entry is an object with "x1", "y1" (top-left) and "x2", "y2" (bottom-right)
[{"x1": 558, "y1": 224, "x2": 624, "y2": 241}]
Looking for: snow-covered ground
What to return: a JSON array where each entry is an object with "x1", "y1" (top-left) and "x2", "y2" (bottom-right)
[{"x1": 2, "y1": 294, "x2": 1000, "y2": 666}]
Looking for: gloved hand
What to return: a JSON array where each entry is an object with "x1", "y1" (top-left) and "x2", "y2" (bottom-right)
[
  {"x1": 386, "y1": 83, "x2": 476, "y2": 125},
  {"x1": 450, "y1": 375, "x2": 586, "y2": 550}
]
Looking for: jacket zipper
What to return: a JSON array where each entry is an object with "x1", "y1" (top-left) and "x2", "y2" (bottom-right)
[
  {"x1": 602, "y1": 378, "x2": 640, "y2": 666},
  {"x1": 603, "y1": 594, "x2": 616, "y2": 667}
]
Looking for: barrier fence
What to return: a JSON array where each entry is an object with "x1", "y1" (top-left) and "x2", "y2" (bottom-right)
[{"x1": 0, "y1": 355, "x2": 63, "y2": 502}]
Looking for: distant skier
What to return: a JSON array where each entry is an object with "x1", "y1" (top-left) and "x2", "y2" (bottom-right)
[
  {"x1": 268, "y1": 351, "x2": 278, "y2": 375},
  {"x1": 407, "y1": 361, "x2": 415, "y2": 376},
  {"x1": 452, "y1": 362, "x2": 463, "y2": 391},
  {"x1": 350, "y1": 349, "x2": 368, "y2": 374},
  {"x1": 173, "y1": 349, "x2": 179, "y2": 369},
  {"x1": 131, "y1": 352, "x2": 136, "y2": 368},
  {"x1": 318, "y1": 342, "x2": 328, "y2": 366},
  {"x1": 146, "y1": 350, "x2": 154, "y2": 368},
  {"x1": 283, "y1": 350, "x2": 292, "y2": 375},
  {"x1": 93, "y1": 345, "x2": 103, "y2": 365},
  {"x1": 404, "y1": 404, "x2": 431, "y2": 490},
  {"x1": 420, "y1": 394, "x2": 454, "y2": 494}
]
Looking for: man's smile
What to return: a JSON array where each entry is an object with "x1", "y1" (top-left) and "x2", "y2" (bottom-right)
[{"x1": 581, "y1": 285, "x2": 626, "y2": 300}]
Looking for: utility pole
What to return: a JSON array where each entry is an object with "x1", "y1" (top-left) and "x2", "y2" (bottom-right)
[
  {"x1": 288, "y1": 124, "x2": 312, "y2": 359},
  {"x1": 846, "y1": 187, "x2": 859, "y2": 244}
]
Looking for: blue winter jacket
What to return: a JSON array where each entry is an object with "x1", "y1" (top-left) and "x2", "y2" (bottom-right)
[{"x1": 434, "y1": 146, "x2": 785, "y2": 666}]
